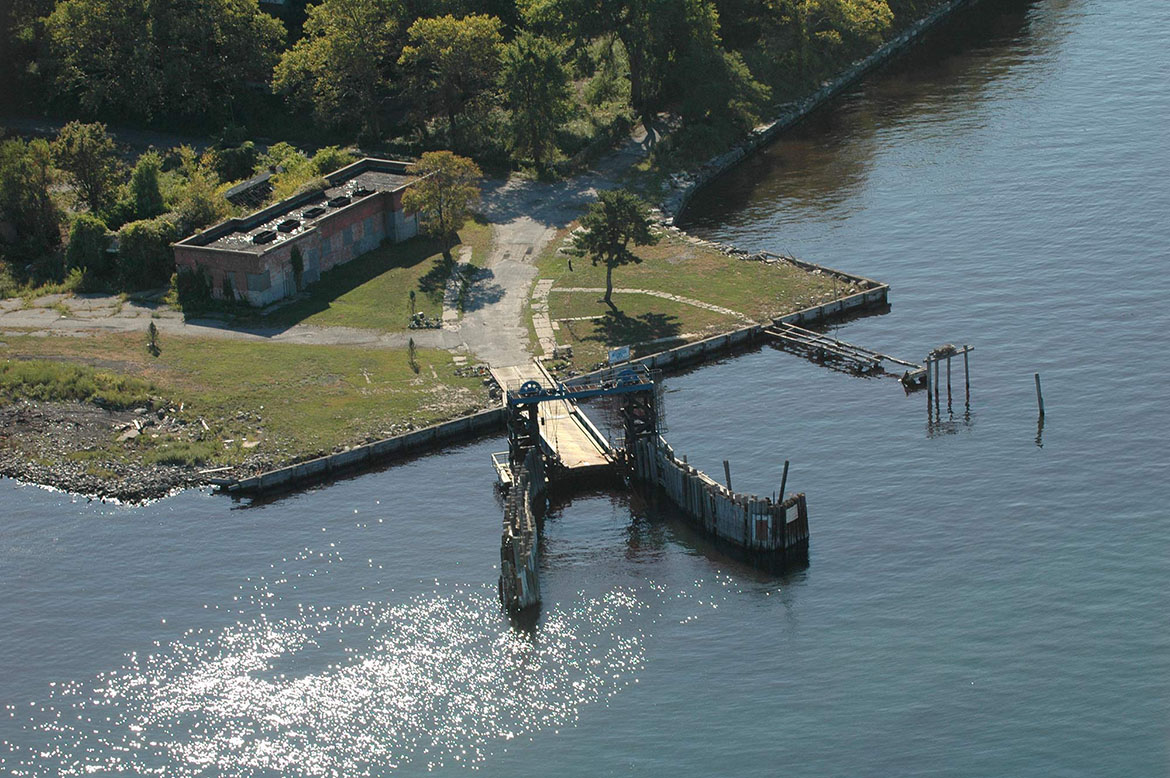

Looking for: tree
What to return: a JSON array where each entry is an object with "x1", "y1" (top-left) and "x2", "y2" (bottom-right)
[
  {"x1": 0, "y1": 138, "x2": 62, "y2": 269},
  {"x1": 501, "y1": 32, "x2": 572, "y2": 167},
  {"x1": 128, "y1": 151, "x2": 165, "y2": 221},
  {"x1": 524, "y1": 0, "x2": 730, "y2": 121},
  {"x1": 46, "y1": 0, "x2": 284, "y2": 120},
  {"x1": 399, "y1": 14, "x2": 504, "y2": 150},
  {"x1": 273, "y1": 0, "x2": 405, "y2": 134},
  {"x1": 45, "y1": 0, "x2": 156, "y2": 116},
  {"x1": 401, "y1": 151, "x2": 482, "y2": 262},
  {"x1": 765, "y1": 0, "x2": 892, "y2": 80},
  {"x1": 52, "y1": 121, "x2": 122, "y2": 213},
  {"x1": 571, "y1": 189, "x2": 658, "y2": 307}
]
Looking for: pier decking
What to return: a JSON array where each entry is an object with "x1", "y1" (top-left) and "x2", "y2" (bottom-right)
[{"x1": 490, "y1": 363, "x2": 613, "y2": 474}]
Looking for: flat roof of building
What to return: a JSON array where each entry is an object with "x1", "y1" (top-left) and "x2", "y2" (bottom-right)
[{"x1": 177, "y1": 158, "x2": 414, "y2": 256}]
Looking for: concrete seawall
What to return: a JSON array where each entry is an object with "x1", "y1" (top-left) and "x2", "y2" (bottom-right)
[
  {"x1": 226, "y1": 407, "x2": 505, "y2": 496},
  {"x1": 661, "y1": 0, "x2": 986, "y2": 222}
]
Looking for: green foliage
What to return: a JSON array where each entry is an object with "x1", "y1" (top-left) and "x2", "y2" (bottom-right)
[
  {"x1": 172, "y1": 267, "x2": 214, "y2": 312},
  {"x1": 207, "y1": 141, "x2": 259, "y2": 183},
  {"x1": 46, "y1": 0, "x2": 285, "y2": 120},
  {"x1": 760, "y1": 0, "x2": 893, "y2": 80},
  {"x1": 140, "y1": 438, "x2": 219, "y2": 466},
  {"x1": 128, "y1": 151, "x2": 166, "y2": 221},
  {"x1": 263, "y1": 144, "x2": 355, "y2": 201},
  {"x1": 399, "y1": 14, "x2": 504, "y2": 150},
  {"x1": 402, "y1": 151, "x2": 483, "y2": 260},
  {"x1": 501, "y1": 32, "x2": 572, "y2": 167},
  {"x1": 172, "y1": 148, "x2": 228, "y2": 234},
  {"x1": 64, "y1": 213, "x2": 112, "y2": 280},
  {"x1": 290, "y1": 245, "x2": 304, "y2": 291},
  {"x1": 0, "y1": 359, "x2": 155, "y2": 409},
  {"x1": 0, "y1": 137, "x2": 62, "y2": 272},
  {"x1": 311, "y1": 146, "x2": 357, "y2": 175},
  {"x1": 273, "y1": 0, "x2": 405, "y2": 134},
  {"x1": 51, "y1": 121, "x2": 122, "y2": 213},
  {"x1": 571, "y1": 188, "x2": 659, "y2": 305},
  {"x1": 117, "y1": 217, "x2": 178, "y2": 291}
]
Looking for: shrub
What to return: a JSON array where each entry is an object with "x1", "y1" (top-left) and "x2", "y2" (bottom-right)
[
  {"x1": 64, "y1": 213, "x2": 112, "y2": 279},
  {"x1": 209, "y1": 140, "x2": 259, "y2": 183},
  {"x1": 117, "y1": 217, "x2": 178, "y2": 290},
  {"x1": 171, "y1": 266, "x2": 213, "y2": 312},
  {"x1": 311, "y1": 145, "x2": 356, "y2": 175}
]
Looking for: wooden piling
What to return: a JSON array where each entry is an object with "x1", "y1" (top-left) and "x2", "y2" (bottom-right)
[
  {"x1": 946, "y1": 355, "x2": 952, "y2": 407},
  {"x1": 963, "y1": 349, "x2": 970, "y2": 405},
  {"x1": 925, "y1": 356, "x2": 933, "y2": 412},
  {"x1": 1034, "y1": 373, "x2": 1045, "y2": 417},
  {"x1": 933, "y1": 359, "x2": 941, "y2": 415},
  {"x1": 723, "y1": 460, "x2": 732, "y2": 492},
  {"x1": 779, "y1": 460, "x2": 790, "y2": 500}
]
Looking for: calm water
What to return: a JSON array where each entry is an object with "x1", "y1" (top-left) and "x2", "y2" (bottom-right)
[{"x1": 3, "y1": 0, "x2": 1168, "y2": 774}]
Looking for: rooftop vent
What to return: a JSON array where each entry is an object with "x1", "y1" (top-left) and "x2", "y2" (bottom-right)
[
  {"x1": 352, "y1": 186, "x2": 374, "y2": 198},
  {"x1": 252, "y1": 230, "x2": 277, "y2": 245},
  {"x1": 277, "y1": 219, "x2": 300, "y2": 233},
  {"x1": 302, "y1": 206, "x2": 325, "y2": 219},
  {"x1": 327, "y1": 195, "x2": 351, "y2": 208}
]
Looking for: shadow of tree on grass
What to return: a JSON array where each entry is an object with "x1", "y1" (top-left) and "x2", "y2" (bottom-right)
[{"x1": 584, "y1": 310, "x2": 682, "y2": 348}]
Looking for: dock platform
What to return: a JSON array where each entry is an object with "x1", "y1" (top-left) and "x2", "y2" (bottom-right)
[{"x1": 490, "y1": 362, "x2": 614, "y2": 475}]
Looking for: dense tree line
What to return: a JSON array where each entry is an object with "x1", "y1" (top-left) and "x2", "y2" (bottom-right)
[
  {"x1": 1, "y1": 0, "x2": 938, "y2": 169},
  {"x1": 1, "y1": 0, "x2": 941, "y2": 295},
  {"x1": 0, "y1": 121, "x2": 356, "y2": 296}
]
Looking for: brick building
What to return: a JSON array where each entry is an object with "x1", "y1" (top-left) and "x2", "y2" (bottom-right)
[{"x1": 172, "y1": 158, "x2": 420, "y2": 307}]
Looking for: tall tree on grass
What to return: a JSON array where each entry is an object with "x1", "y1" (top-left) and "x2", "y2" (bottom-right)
[
  {"x1": 51, "y1": 121, "x2": 122, "y2": 213},
  {"x1": 571, "y1": 189, "x2": 658, "y2": 308},
  {"x1": 501, "y1": 32, "x2": 571, "y2": 168},
  {"x1": 402, "y1": 151, "x2": 482, "y2": 262},
  {"x1": 273, "y1": 0, "x2": 405, "y2": 135},
  {"x1": 398, "y1": 14, "x2": 504, "y2": 151}
]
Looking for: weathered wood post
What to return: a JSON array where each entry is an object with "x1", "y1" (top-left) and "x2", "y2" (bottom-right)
[
  {"x1": 925, "y1": 355, "x2": 933, "y2": 414},
  {"x1": 933, "y1": 358, "x2": 941, "y2": 415},
  {"x1": 779, "y1": 460, "x2": 790, "y2": 500},
  {"x1": 946, "y1": 354, "x2": 952, "y2": 409},
  {"x1": 964, "y1": 348, "x2": 970, "y2": 405},
  {"x1": 1034, "y1": 372, "x2": 1045, "y2": 417},
  {"x1": 723, "y1": 460, "x2": 732, "y2": 492}
]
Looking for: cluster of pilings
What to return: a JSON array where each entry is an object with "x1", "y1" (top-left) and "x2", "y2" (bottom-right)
[
  {"x1": 925, "y1": 344, "x2": 973, "y2": 420},
  {"x1": 499, "y1": 447, "x2": 546, "y2": 614},
  {"x1": 630, "y1": 435, "x2": 809, "y2": 562}
]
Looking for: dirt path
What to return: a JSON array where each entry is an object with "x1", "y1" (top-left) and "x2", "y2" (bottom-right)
[
  {"x1": 462, "y1": 121, "x2": 667, "y2": 367},
  {"x1": 0, "y1": 122, "x2": 668, "y2": 366}
]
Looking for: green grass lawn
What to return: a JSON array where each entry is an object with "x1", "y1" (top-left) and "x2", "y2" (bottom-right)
[
  {"x1": 255, "y1": 219, "x2": 493, "y2": 332},
  {"x1": 537, "y1": 228, "x2": 842, "y2": 321},
  {"x1": 2, "y1": 333, "x2": 490, "y2": 466},
  {"x1": 535, "y1": 227, "x2": 843, "y2": 370},
  {"x1": 552, "y1": 294, "x2": 742, "y2": 368}
]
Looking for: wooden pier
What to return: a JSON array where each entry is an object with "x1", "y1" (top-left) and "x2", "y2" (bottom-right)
[
  {"x1": 765, "y1": 322, "x2": 928, "y2": 387},
  {"x1": 496, "y1": 363, "x2": 808, "y2": 616},
  {"x1": 491, "y1": 362, "x2": 616, "y2": 480}
]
